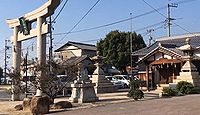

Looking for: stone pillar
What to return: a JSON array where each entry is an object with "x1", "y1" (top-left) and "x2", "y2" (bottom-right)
[
  {"x1": 12, "y1": 26, "x2": 21, "y2": 73},
  {"x1": 35, "y1": 17, "x2": 46, "y2": 96},
  {"x1": 11, "y1": 26, "x2": 21, "y2": 101}
]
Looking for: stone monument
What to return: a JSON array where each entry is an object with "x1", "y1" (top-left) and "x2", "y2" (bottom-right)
[
  {"x1": 91, "y1": 52, "x2": 117, "y2": 93},
  {"x1": 69, "y1": 63, "x2": 98, "y2": 103}
]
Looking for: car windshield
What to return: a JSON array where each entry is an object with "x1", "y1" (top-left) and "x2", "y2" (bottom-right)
[
  {"x1": 123, "y1": 75, "x2": 128, "y2": 80},
  {"x1": 107, "y1": 77, "x2": 112, "y2": 81},
  {"x1": 112, "y1": 77, "x2": 117, "y2": 81},
  {"x1": 115, "y1": 76, "x2": 124, "y2": 80},
  {"x1": 114, "y1": 75, "x2": 128, "y2": 80},
  {"x1": 106, "y1": 76, "x2": 118, "y2": 81}
]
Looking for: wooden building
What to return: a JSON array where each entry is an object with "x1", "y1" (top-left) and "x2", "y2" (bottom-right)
[{"x1": 132, "y1": 33, "x2": 200, "y2": 90}]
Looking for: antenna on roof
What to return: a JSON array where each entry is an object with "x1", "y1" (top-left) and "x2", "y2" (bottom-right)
[{"x1": 147, "y1": 29, "x2": 154, "y2": 46}]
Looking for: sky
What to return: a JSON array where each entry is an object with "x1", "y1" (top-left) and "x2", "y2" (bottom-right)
[{"x1": 0, "y1": 0, "x2": 200, "y2": 69}]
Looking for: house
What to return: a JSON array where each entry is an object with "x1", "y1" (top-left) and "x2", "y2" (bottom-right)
[
  {"x1": 54, "y1": 41, "x2": 97, "y2": 76},
  {"x1": 54, "y1": 41, "x2": 97, "y2": 60},
  {"x1": 132, "y1": 33, "x2": 200, "y2": 90},
  {"x1": 60, "y1": 55, "x2": 94, "y2": 81},
  {"x1": 54, "y1": 41, "x2": 122, "y2": 76}
]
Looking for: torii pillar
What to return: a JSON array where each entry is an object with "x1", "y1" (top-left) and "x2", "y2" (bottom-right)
[{"x1": 6, "y1": 0, "x2": 60, "y2": 101}]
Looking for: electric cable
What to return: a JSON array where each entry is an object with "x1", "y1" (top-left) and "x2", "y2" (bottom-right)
[
  {"x1": 53, "y1": 0, "x2": 197, "y2": 37},
  {"x1": 142, "y1": 0, "x2": 194, "y2": 35},
  {"x1": 56, "y1": 0, "x2": 101, "y2": 44},
  {"x1": 56, "y1": 21, "x2": 165, "y2": 45},
  {"x1": 52, "y1": 0, "x2": 69, "y2": 23}
]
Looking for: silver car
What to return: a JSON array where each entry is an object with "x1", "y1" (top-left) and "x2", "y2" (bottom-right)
[
  {"x1": 113, "y1": 75, "x2": 130, "y2": 88},
  {"x1": 106, "y1": 76, "x2": 125, "y2": 89}
]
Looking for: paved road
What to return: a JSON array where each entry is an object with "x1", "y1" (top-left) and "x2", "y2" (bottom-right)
[{"x1": 48, "y1": 94, "x2": 200, "y2": 115}]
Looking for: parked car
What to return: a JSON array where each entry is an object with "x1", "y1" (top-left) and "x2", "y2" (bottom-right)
[
  {"x1": 105, "y1": 76, "x2": 125, "y2": 89},
  {"x1": 113, "y1": 75, "x2": 130, "y2": 88}
]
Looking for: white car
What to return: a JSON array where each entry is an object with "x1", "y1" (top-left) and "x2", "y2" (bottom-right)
[
  {"x1": 105, "y1": 76, "x2": 125, "y2": 89},
  {"x1": 113, "y1": 75, "x2": 130, "y2": 88}
]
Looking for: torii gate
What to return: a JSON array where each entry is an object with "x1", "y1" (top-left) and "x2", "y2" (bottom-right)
[{"x1": 6, "y1": 0, "x2": 60, "y2": 101}]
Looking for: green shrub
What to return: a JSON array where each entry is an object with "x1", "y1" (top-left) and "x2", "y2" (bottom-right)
[
  {"x1": 128, "y1": 89, "x2": 144, "y2": 100},
  {"x1": 133, "y1": 89, "x2": 144, "y2": 100},
  {"x1": 128, "y1": 80, "x2": 144, "y2": 100},
  {"x1": 176, "y1": 81, "x2": 194, "y2": 94},
  {"x1": 129, "y1": 79, "x2": 141, "y2": 90},
  {"x1": 188, "y1": 87, "x2": 200, "y2": 94},
  {"x1": 162, "y1": 87, "x2": 178, "y2": 96}
]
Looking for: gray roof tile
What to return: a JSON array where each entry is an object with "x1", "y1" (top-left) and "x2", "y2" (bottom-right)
[
  {"x1": 132, "y1": 33, "x2": 200, "y2": 56},
  {"x1": 55, "y1": 41, "x2": 96, "y2": 52}
]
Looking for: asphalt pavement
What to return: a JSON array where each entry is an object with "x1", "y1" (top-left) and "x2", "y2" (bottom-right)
[
  {"x1": 48, "y1": 94, "x2": 200, "y2": 115},
  {"x1": 1, "y1": 86, "x2": 199, "y2": 115}
]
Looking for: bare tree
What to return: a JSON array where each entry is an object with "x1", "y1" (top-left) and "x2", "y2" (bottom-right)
[
  {"x1": 7, "y1": 70, "x2": 25, "y2": 100},
  {"x1": 32, "y1": 60, "x2": 76, "y2": 103}
]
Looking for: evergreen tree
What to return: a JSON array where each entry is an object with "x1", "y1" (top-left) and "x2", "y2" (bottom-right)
[{"x1": 97, "y1": 30, "x2": 146, "y2": 73}]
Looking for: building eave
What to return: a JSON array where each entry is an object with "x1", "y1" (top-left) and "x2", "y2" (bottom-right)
[{"x1": 137, "y1": 44, "x2": 182, "y2": 64}]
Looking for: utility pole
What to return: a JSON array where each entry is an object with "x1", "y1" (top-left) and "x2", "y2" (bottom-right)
[
  {"x1": 4, "y1": 40, "x2": 11, "y2": 84},
  {"x1": 24, "y1": 48, "x2": 28, "y2": 98},
  {"x1": 130, "y1": 13, "x2": 133, "y2": 78},
  {"x1": 147, "y1": 29, "x2": 154, "y2": 46},
  {"x1": 49, "y1": 16, "x2": 53, "y2": 62},
  {"x1": 167, "y1": 3, "x2": 178, "y2": 37},
  {"x1": 49, "y1": 16, "x2": 53, "y2": 72}
]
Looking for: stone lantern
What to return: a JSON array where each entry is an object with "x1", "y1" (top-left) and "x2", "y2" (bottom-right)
[
  {"x1": 91, "y1": 52, "x2": 117, "y2": 93},
  {"x1": 69, "y1": 60, "x2": 98, "y2": 103},
  {"x1": 92, "y1": 51, "x2": 105, "y2": 75},
  {"x1": 177, "y1": 38, "x2": 200, "y2": 87}
]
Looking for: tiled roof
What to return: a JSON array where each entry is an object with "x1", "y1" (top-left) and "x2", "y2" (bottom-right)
[
  {"x1": 132, "y1": 42, "x2": 178, "y2": 56},
  {"x1": 55, "y1": 41, "x2": 97, "y2": 52},
  {"x1": 156, "y1": 32, "x2": 200, "y2": 48},
  {"x1": 62, "y1": 55, "x2": 91, "y2": 66},
  {"x1": 132, "y1": 33, "x2": 200, "y2": 56},
  {"x1": 137, "y1": 45, "x2": 182, "y2": 63},
  {"x1": 132, "y1": 42, "x2": 158, "y2": 56}
]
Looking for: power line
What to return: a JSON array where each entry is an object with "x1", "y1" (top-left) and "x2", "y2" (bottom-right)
[
  {"x1": 176, "y1": 0, "x2": 199, "y2": 4},
  {"x1": 134, "y1": 21, "x2": 164, "y2": 32},
  {"x1": 142, "y1": 0, "x2": 194, "y2": 35},
  {"x1": 53, "y1": 13, "x2": 165, "y2": 36},
  {"x1": 56, "y1": 0, "x2": 101, "y2": 44},
  {"x1": 52, "y1": 0, "x2": 69, "y2": 23},
  {"x1": 53, "y1": 19, "x2": 164, "y2": 36},
  {"x1": 55, "y1": 22, "x2": 165, "y2": 45},
  {"x1": 53, "y1": 0, "x2": 196, "y2": 37},
  {"x1": 10, "y1": 0, "x2": 198, "y2": 54},
  {"x1": 141, "y1": 24, "x2": 165, "y2": 36},
  {"x1": 56, "y1": 21, "x2": 165, "y2": 42},
  {"x1": 80, "y1": 39, "x2": 100, "y2": 43}
]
